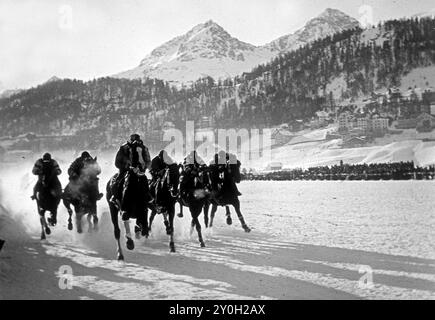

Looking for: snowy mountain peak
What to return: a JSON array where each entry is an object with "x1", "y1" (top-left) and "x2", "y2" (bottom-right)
[
  {"x1": 266, "y1": 8, "x2": 360, "y2": 53},
  {"x1": 117, "y1": 19, "x2": 268, "y2": 84},
  {"x1": 115, "y1": 9, "x2": 360, "y2": 84}
]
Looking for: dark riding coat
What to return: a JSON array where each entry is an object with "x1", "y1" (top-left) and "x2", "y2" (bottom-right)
[{"x1": 115, "y1": 141, "x2": 151, "y2": 173}]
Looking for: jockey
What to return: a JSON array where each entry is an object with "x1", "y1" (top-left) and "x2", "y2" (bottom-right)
[
  {"x1": 111, "y1": 134, "x2": 151, "y2": 220},
  {"x1": 150, "y1": 150, "x2": 175, "y2": 178},
  {"x1": 226, "y1": 153, "x2": 242, "y2": 196},
  {"x1": 179, "y1": 150, "x2": 205, "y2": 199},
  {"x1": 209, "y1": 151, "x2": 227, "y2": 198},
  {"x1": 150, "y1": 150, "x2": 175, "y2": 203},
  {"x1": 67, "y1": 151, "x2": 103, "y2": 200},
  {"x1": 31, "y1": 153, "x2": 62, "y2": 200}
]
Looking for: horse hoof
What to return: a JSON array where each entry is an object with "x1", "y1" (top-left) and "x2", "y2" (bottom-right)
[
  {"x1": 117, "y1": 254, "x2": 124, "y2": 261},
  {"x1": 77, "y1": 229, "x2": 83, "y2": 234},
  {"x1": 68, "y1": 223, "x2": 73, "y2": 231},
  {"x1": 170, "y1": 243, "x2": 176, "y2": 253},
  {"x1": 126, "y1": 238, "x2": 135, "y2": 251},
  {"x1": 243, "y1": 226, "x2": 251, "y2": 233},
  {"x1": 45, "y1": 227, "x2": 51, "y2": 235},
  {"x1": 41, "y1": 234, "x2": 46, "y2": 240},
  {"x1": 226, "y1": 217, "x2": 233, "y2": 226},
  {"x1": 200, "y1": 242, "x2": 206, "y2": 248}
]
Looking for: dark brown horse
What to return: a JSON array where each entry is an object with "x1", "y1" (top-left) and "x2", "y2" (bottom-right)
[
  {"x1": 33, "y1": 161, "x2": 62, "y2": 240},
  {"x1": 148, "y1": 163, "x2": 180, "y2": 253},
  {"x1": 205, "y1": 162, "x2": 251, "y2": 233},
  {"x1": 63, "y1": 157, "x2": 102, "y2": 234},
  {"x1": 179, "y1": 165, "x2": 211, "y2": 248},
  {"x1": 106, "y1": 169, "x2": 149, "y2": 261}
]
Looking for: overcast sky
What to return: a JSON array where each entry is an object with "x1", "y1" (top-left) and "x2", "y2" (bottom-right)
[{"x1": 1, "y1": 0, "x2": 434, "y2": 91}]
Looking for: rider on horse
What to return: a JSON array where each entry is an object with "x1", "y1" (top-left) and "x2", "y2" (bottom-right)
[
  {"x1": 179, "y1": 150, "x2": 206, "y2": 200},
  {"x1": 67, "y1": 151, "x2": 103, "y2": 201},
  {"x1": 150, "y1": 150, "x2": 176, "y2": 205},
  {"x1": 209, "y1": 151, "x2": 242, "y2": 201},
  {"x1": 31, "y1": 153, "x2": 62, "y2": 201},
  {"x1": 111, "y1": 134, "x2": 151, "y2": 220}
]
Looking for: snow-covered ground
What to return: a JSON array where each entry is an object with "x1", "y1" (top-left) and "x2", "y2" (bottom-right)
[
  {"x1": 0, "y1": 156, "x2": 434, "y2": 300},
  {"x1": 244, "y1": 127, "x2": 435, "y2": 170}
]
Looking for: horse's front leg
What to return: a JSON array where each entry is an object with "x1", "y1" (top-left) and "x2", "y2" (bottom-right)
[
  {"x1": 87, "y1": 214, "x2": 93, "y2": 233},
  {"x1": 76, "y1": 210, "x2": 83, "y2": 234},
  {"x1": 109, "y1": 203, "x2": 124, "y2": 261},
  {"x1": 209, "y1": 205, "x2": 218, "y2": 228},
  {"x1": 203, "y1": 201, "x2": 210, "y2": 228},
  {"x1": 233, "y1": 200, "x2": 251, "y2": 233},
  {"x1": 225, "y1": 206, "x2": 233, "y2": 226},
  {"x1": 39, "y1": 210, "x2": 51, "y2": 240},
  {"x1": 63, "y1": 200, "x2": 74, "y2": 231},
  {"x1": 149, "y1": 209, "x2": 157, "y2": 233},
  {"x1": 177, "y1": 201, "x2": 184, "y2": 218},
  {"x1": 36, "y1": 198, "x2": 50, "y2": 240},
  {"x1": 191, "y1": 207, "x2": 205, "y2": 248},
  {"x1": 123, "y1": 219, "x2": 135, "y2": 251},
  {"x1": 163, "y1": 209, "x2": 176, "y2": 253},
  {"x1": 91, "y1": 203, "x2": 99, "y2": 232}
]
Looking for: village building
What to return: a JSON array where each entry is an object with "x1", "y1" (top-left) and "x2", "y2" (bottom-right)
[
  {"x1": 342, "y1": 136, "x2": 368, "y2": 148},
  {"x1": 416, "y1": 113, "x2": 435, "y2": 133}
]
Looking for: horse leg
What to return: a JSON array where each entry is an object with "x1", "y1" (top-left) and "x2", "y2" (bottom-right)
[
  {"x1": 203, "y1": 201, "x2": 210, "y2": 228},
  {"x1": 192, "y1": 208, "x2": 205, "y2": 248},
  {"x1": 92, "y1": 203, "x2": 99, "y2": 232},
  {"x1": 168, "y1": 207, "x2": 175, "y2": 253},
  {"x1": 109, "y1": 203, "x2": 124, "y2": 261},
  {"x1": 76, "y1": 209, "x2": 83, "y2": 233},
  {"x1": 48, "y1": 208, "x2": 57, "y2": 227},
  {"x1": 39, "y1": 210, "x2": 50, "y2": 240},
  {"x1": 87, "y1": 214, "x2": 93, "y2": 233},
  {"x1": 36, "y1": 198, "x2": 50, "y2": 239},
  {"x1": 67, "y1": 206, "x2": 74, "y2": 231},
  {"x1": 177, "y1": 201, "x2": 184, "y2": 218},
  {"x1": 233, "y1": 200, "x2": 251, "y2": 233},
  {"x1": 124, "y1": 220, "x2": 135, "y2": 251},
  {"x1": 149, "y1": 210, "x2": 157, "y2": 233},
  {"x1": 225, "y1": 206, "x2": 233, "y2": 226},
  {"x1": 209, "y1": 205, "x2": 218, "y2": 228}
]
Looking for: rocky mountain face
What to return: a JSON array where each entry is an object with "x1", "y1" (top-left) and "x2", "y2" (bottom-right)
[{"x1": 115, "y1": 9, "x2": 360, "y2": 85}]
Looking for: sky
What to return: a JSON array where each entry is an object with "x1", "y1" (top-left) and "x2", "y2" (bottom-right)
[{"x1": 1, "y1": 0, "x2": 434, "y2": 91}]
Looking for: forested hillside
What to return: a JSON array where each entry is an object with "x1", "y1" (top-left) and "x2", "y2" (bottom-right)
[{"x1": 0, "y1": 18, "x2": 434, "y2": 149}]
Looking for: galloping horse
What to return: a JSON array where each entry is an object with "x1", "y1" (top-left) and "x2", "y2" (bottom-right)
[
  {"x1": 148, "y1": 163, "x2": 180, "y2": 253},
  {"x1": 33, "y1": 161, "x2": 62, "y2": 240},
  {"x1": 63, "y1": 157, "x2": 102, "y2": 234},
  {"x1": 106, "y1": 169, "x2": 149, "y2": 261},
  {"x1": 205, "y1": 161, "x2": 251, "y2": 233},
  {"x1": 179, "y1": 165, "x2": 211, "y2": 248}
]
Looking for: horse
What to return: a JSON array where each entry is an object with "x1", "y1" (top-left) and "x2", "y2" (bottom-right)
[
  {"x1": 63, "y1": 157, "x2": 102, "y2": 234},
  {"x1": 33, "y1": 161, "x2": 62, "y2": 240},
  {"x1": 205, "y1": 162, "x2": 251, "y2": 233},
  {"x1": 106, "y1": 168, "x2": 150, "y2": 261},
  {"x1": 148, "y1": 163, "x2": 180, "y2": 253},
  {"x1": 179, "y1": 165, "x2": 211, "y2": 248}
]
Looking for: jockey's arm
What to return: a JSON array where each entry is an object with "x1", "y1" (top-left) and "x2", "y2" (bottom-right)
[
  {"x1": 32, "y1": 160, "x2": 43, "y2": 175},
  {"x1": 52, "y1": 160, "x2": 62, "y2": 175},
  {"x1": 142, "y1": 146, "x2": 151, "y2": 171},
  {"x1": 115, "y1": 148, "x2": 129, "y2": 171}
]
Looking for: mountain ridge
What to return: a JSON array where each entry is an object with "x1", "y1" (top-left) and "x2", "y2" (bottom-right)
[{"x1": 115, "y1": 8, "x2": 361, "y2": 84}]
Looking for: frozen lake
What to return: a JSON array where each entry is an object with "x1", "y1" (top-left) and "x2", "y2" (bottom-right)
[
  {"x1": 237, "y1": 181, "x2": 435, "y2": 260},
  {"x1": 1, "y1": 169, "x2": 435, "y2": 299}
]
